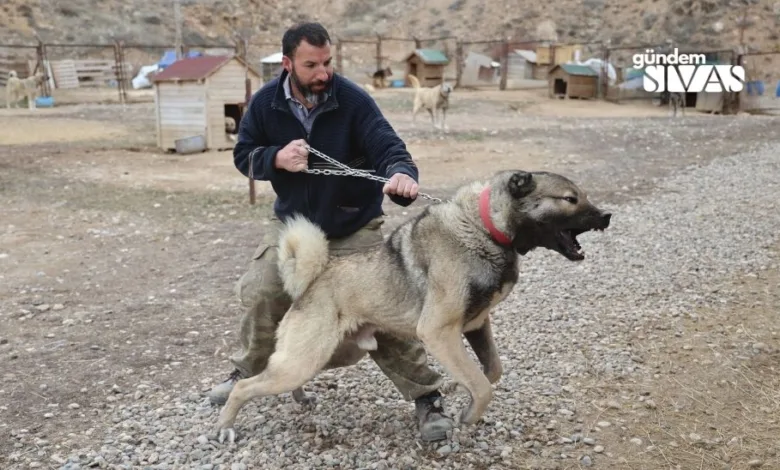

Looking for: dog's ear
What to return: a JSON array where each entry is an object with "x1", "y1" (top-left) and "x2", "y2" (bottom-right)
[{"x1": 507, "y1": 171, "x2": 535, "y2": 199}]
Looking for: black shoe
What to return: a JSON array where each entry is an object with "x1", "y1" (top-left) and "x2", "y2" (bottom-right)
[
  {"x1": 415, "y1": 391, "x2": 455, "y2": 442},
  {"x1": 207, "y1": 369, "x2": 243, "y2": 405}
]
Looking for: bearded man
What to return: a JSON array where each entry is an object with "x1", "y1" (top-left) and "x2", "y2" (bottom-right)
[{"x1": 207, "y1": 22, "x2": 455, "y2": 442}]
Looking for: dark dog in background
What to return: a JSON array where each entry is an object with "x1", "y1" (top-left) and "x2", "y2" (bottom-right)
[
  {"x1": 369, "y1": 66, "x2": 393, "y2": 88},
  {"x1": 664, "y1": 91, "x2": 685, "y2": 117}
]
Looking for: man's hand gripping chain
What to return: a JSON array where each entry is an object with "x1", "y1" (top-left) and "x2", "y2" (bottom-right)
[{"x1": 302, "y1": 145, "x2": 443, "y2": 203}]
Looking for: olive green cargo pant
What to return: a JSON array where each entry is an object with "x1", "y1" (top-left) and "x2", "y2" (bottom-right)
[{"x1": 230, "y1": 215, "x2": 443, "y2": 401}]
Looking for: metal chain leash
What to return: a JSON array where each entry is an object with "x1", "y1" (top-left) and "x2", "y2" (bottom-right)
[{"x1": 302, "y1": 145, "x2": 443, "y2": 203}]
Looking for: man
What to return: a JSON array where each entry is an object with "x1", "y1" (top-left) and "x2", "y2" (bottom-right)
[{"x1": 207, "y1": 22, "x2": 455, "y2": 442}]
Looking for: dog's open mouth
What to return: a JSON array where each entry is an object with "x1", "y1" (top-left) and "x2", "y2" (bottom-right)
[
  {"x1": 555, "y1": 226, "x2": 606, "y2": 261},
  {"x1": 556, "y1": 229, "x2": 586, "y2": 261}
]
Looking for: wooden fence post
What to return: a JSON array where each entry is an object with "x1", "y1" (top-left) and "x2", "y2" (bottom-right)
[
  {"x1": 336, "y1": 39, "x2": 343, "y2": 75},
  {"x1": 413, "y1": 36, "x2": 421, "y2": 49},
  {"x1": 455, "y1": 41, "x2": 463, "y2": 88},
  {"x1": 376, "y1": 34, "x2": 382, "y2": 72},
  {"x1": 113, "y1": 40, "x2": 128, "y2": 104},
  {"x1": 733, "y1": 51, "x2": 743, "y2": 114},
  {"x1": 35, "y1": 40, "x2": 53, "y2": 97},
  {"x1": 602, "y1": 46, "x2": 609, "y2": 100},
  {"x1": 602, "y1": 47, "x2": 611, "y2": 100},
  {"x1": 499, "y1": 40, "x2": 509, "y2": 90}
]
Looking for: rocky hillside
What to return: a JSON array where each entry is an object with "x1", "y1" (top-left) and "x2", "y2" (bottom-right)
[{"x1": 2, "y1": 0, "x2": 778, "y2": 66}]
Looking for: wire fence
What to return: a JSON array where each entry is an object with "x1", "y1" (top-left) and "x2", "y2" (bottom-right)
[
  {"x1": 739, "y1": 50, "x2": 780, "y2": 114},
  {"x1": 0, "y1": 39, "x2": 235, "y2": 105},
  {"x1": 2, "y1": 36, "x2": 778, "y2": 114}
]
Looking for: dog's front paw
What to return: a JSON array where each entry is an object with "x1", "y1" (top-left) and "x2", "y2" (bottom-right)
[
  {"x1": 217, "y1": 427, "x2": 236, "y2": 445},
  {"x1": 460, "y1": 384, "x2": 492, "y2": 425},
  {"x1": 460, "y1": 402, "x2": 481, "y2": 425},
  {"x1": 215, "y1": 408, "x2": 238, "y2": 444}
]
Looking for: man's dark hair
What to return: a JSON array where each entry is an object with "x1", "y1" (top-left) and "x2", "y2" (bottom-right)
[{"x1": 282, "y1": 22, "x2": 331, "y2": 58}]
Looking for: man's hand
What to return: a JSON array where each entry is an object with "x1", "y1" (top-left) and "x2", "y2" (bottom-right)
[
  {"x1": 383, "y1": 173, "x2": 419, "y2": 200},
  {"x1": 275, "y1": 139, "x2": 309, "y2": 172}
]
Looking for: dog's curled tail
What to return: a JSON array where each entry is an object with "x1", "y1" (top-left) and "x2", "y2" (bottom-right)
[
  {"x1": 406, "y1": 73, "x2": 420, "y2": 89},
  {"x1": 277, "y1": 214, "x2": 330, "y2": 300}
]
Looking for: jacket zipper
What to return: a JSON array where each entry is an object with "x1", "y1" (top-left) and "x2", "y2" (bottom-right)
[{"x1": 273, "y1": 99, "x2": 338, "y2": 219}]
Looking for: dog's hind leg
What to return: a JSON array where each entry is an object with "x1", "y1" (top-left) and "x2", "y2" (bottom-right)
[
  {"x1": 428, "y1": 108, "x2": 437, "y2": 129},
  {"x1": 215, "y1": 305, "x2": 341, "y2": 444}
]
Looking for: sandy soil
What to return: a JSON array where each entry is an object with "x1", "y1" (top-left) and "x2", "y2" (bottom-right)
[{"x1": 1, "y1": 86, "x2": 780, "y2": 469}]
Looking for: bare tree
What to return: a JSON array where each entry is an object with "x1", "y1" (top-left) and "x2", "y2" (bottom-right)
[
  {"x1": 221, "y1": 0, "x2": 276, "y2": 205},
  {"x1": 224, "y1": 0, "x2": 277, "y2": 59},
  {"x1": 733, "y1": 0, "x2": 757, "y2": 51}
]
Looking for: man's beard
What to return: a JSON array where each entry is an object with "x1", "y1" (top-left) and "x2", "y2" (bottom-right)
[{"x1": 290, "y1": 66, "x2": 330, "y2": 106}]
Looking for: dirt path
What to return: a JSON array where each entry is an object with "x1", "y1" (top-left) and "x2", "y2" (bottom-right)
[{"x1": 1, "y1": 92, "x2": 779, "y2": 469}]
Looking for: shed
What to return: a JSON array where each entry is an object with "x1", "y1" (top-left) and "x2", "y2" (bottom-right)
[
  {"x1": 508, "y1": 49, "x2": 548, "y2": 81},
  {"x1": 404, "y1": 48, "x2": 450, "y2": 87},
  {"x1": 461, "y1": 51, "x2": 499, "y2": 86},
  {"x1": 548, "y1": 63, "x2": 598, "y2": 99},
  {"x1": 260, "y1": 52, "x2": 284, "y2": 82},
  {"x1": 151, "y1": 55, "x2": 262, "y2": 152}
]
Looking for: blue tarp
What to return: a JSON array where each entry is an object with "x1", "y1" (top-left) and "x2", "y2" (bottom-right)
[
  {"x1": 746, "y1": 80, "x2": 765, "y2": 96},
  {"x1": 158, "y1": 50, "x2": 203, "y2": 69},
  {"x1": 624, "y1": 68, "x2": 645, "y2": 81}
]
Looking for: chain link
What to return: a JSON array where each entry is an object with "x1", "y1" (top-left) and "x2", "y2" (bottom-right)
[{"x1": 302, "y1": 145, "x2": 443, "y2": 203}]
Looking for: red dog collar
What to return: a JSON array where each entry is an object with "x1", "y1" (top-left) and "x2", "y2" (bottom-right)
[{"x1": 479, "y1": 186, "x2": 512, "y2": 246}]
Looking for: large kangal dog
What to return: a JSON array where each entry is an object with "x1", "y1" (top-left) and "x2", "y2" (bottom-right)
[{"x1": 215, "y1": 169, "x2": 612, "y2": 443}]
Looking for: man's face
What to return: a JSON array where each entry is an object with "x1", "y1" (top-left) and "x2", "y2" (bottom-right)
[{"x1": 283, "y1": 39, "x2": 333, "y2": 104}]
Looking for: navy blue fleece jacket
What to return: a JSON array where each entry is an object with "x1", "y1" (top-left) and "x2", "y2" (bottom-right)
[{"x1": 233, "y1": 69, "x2": 420, "y2": 239}]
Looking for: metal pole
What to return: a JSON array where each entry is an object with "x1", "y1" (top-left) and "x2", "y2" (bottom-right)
[
  {"x1": 455, "y1": 41, "x2": 463, "y2": 88},
  {"x1": 336, "y1": 39, "x2": 343, "y2": 75},
  {"x1": 499, "y1": 40, "x2": 508, "y2": 90},
  {"x1": 376, "y1": 34, "x2": 382, "y2": 72},
  {"x1": 174, "y1": 0, "x2": 183, "y2": 60}
]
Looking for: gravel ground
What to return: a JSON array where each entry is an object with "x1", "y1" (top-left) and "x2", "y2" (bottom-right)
[{"x1": 13, "y1": 141, "x2": 774, "y2": 470}]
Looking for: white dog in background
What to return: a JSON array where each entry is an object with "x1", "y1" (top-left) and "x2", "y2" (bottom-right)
[
  {"x1": 407, "y1": 73, "x2": 453, "y2": 131},
  {"x1": 5, "y1": 70, "x2": 47, "y2": 109}
]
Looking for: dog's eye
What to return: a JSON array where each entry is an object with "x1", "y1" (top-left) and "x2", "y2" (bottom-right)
[{"x1": 563, "y1": 196, "x2": 578, "y2": 204}]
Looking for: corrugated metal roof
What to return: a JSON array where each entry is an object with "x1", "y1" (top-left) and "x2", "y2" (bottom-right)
[
  {"x1": 559, "y1": 64, "x2": 599, "y2": 77},
  {"x1": 513, "y1": 49, "x2": 537, "y2": 63},
  {"x1": 152, "y1": 55, "x2": 233, "y2": 82},
  {"x1": 412, "y1": 48, "x2": 449, "y2": 64},
  {"x1": 261, "y1": 52, "x2": 283, "y2": 64}
]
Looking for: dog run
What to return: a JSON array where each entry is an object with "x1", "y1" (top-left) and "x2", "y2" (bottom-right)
[{"x1": 2, "y1": 50, "x2": 780, "y2": 470}]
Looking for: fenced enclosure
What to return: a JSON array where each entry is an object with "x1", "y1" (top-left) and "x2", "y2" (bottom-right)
[
  {"x1": 0, "y1": 45, "x2": 39, "y2": 88},
  {"x1": 332, "y1": 37, "x2": 378, "y2": 85},
  {"x1": 456, "y1": 39, "x2": 507, "y2": 89},
  {"x1": 603, "y1": 44, "x2": 737, "y2": 113},
  {"x1": 739, "y1": 50, "x2": 780, "y2": 114},
  {"x1": 0, "y1": 40, "x2": 236, "y2": 106},
  {"x1": 4, "y1": 34, "x2": 776, "y2": 116},
  {"x1": 603, "y1": 43, "x2": 675, "y2": 103}
]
